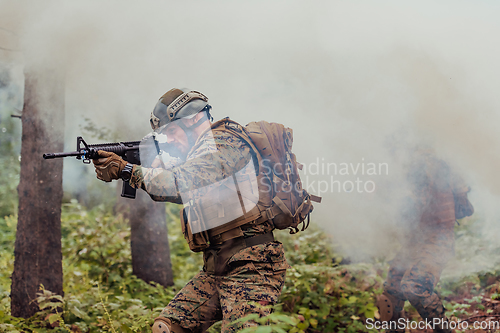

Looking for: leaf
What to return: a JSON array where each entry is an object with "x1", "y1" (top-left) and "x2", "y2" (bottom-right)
[
  {"x1": 297, "y1": 322, "x2": 309, "y2": 330},
  {"x1": 40, "y1": 301, "x2": 62, "y2": 310},
  {"x1": 69, "y1": 305, "x2": 89, "y2": 320},
  {"x1": 272, "y1": 328, "x2": 287, "y2": 333},
  {"x1": 309, "y1": 318, "x2": 318, "y2": 328},
  {"x1": 274, "y1": 315, "x2": 297, "y2": 325},
  {"x1": 51, "y1": 295, "x2": 64, "y2": 302},
  {"x1": 364, "y1": 309, "x2": 375, "y2": 319},
  {"x1": 120, "y1": 323, "x2": 133, "y2": 333},
  {"x1": 231, "y1": 313, "x2": 260, "y2": 325},
  {"x1": 48, "y1": 313, "x2": 61, "y2": 325},
  {"x1": 0, "y1": 324, "x2": 17, "y2": 332},
  {"x1": 254, "y1": 326, "x2": 273, "y2": 333}
]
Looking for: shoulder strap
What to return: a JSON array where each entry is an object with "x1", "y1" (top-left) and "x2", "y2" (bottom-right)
[{"x1": 211, "y1": 118, "x2": 264, "y2": 174}]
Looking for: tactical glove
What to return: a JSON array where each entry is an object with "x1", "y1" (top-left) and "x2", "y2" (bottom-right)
[{"x1": 92, "y1": 150, "x2": 127, "y2": 182}]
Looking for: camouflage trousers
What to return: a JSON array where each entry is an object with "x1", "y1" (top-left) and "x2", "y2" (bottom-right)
[
  {"x1": 383, "y1": 225, "x2": 454, "y2": 321},
  {"x1": 157, "y1": 244, "x2": 287, "y2": 333}
]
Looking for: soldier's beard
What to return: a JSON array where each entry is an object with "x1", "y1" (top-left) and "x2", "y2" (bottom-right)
[
  {"x1": 167, "y1": 144, "x2": 184, "y2": 159},
  {"x1": 167, "y1": 142, "x2": 192, "y2": 161},
  {"x1": 167, "y1": 127, "x2": 200, "y2": 160}
]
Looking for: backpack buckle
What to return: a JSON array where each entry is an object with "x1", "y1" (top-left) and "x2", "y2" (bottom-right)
[
  {"x1": 210, "y1": 233, "x2": 222, "y2": 244},
  {"x1": 265, "y1": 207, "x2": 274, "y2": 221}
]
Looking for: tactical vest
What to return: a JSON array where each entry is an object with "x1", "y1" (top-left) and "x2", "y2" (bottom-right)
[{"x1": 180, "y1": 118, "x2": 321, "y2": 253}]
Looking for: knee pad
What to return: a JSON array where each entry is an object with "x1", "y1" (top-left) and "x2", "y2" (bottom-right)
[
  {"x1": 376, "y1": 292, "x2": 405, "y2": 322},
  {"x1": 152, "y1": 318, "x2": 171, "y2": 333},
  {"x1": 153, "y1": 317, "x2": 190, "y2": 333}
]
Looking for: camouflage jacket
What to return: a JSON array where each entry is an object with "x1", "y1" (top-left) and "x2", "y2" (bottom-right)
[{"x1": 130, "y1": 118, "x2": 275, "y2": 239}]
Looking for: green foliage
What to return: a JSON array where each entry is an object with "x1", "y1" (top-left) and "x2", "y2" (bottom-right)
[
  {"x1": 230, "y1": 304, "x2": 299, "y2": 333},
  {"x1": 2, "y1": 201, "x2": 385, "y2": 332},
  {"x1": 0, "y1": 201, "x2": 193, "y2": 332},
  {"x1": 61, "y1": 201, "x2": 132, "y2": 285},
  {"x1": 0, "y1": 215, "x2": 16, "y2": 327},
  {"x1": 443, "y1": 301, "x2": 471, "y2": 318},
  {"x1": 0, "y1": 64, "x2": 22, "y2": 219},
  {"x1": 275, "y1": 226, "x2": 334, "y2": 266},
  {"x1": 0, "y1": 114, "x2": 21, "y2": 218},
  {"x1": 164, "y1": 204, "x2": 204, "y2": 288},
  {"x1": 277, "y1": 264, "x2": 383, "y2": 332},
  {"x1": 3, "y1": 199, "x2": 499, "y2": 332}
]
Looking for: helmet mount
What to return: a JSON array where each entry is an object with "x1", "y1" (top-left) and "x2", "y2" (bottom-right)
[{"x1": 150, "y1": 88, "x2": 209, "y2": 131}]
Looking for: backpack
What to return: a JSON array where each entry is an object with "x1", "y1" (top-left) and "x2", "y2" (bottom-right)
[
  {"x1": 220, "y1": 118, "x2": 322, "y2": 234},
  {"x1": 180, "y1": 118, "x2": 321, "y2": 252}
]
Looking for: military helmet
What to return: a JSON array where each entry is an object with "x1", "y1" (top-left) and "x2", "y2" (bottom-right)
[{"x1": 150, "y1": 88, "x2": 209, "y2": 131}]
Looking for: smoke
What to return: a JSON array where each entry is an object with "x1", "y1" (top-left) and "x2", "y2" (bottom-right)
[{"x1": 1, "y1": 0, "x2": 500, "y2": 275}]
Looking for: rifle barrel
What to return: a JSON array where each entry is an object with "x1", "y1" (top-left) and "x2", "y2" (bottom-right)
[{"x1": 43, "y1": 151, "x2": 83, "y2": 159}]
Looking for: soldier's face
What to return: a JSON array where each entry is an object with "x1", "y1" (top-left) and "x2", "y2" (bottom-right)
[{"x1": 163, "y1": 122, "x2": 190, "y2": 158}]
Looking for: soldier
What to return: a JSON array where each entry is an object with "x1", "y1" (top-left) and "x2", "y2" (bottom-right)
[
  {"x1": 376, "y1": 148, "x2": 474, "y2": 333},
  {"x1": 92, "y1": 88, "x2": 292, "y2": 333}
]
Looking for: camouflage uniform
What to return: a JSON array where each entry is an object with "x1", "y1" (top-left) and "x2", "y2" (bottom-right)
[
  {"x1": 130, "y1": 121, "x2": 290, "y2": 332},
  {"x1": 382, "y1": 152, "x2": 459, "y2": 333}
]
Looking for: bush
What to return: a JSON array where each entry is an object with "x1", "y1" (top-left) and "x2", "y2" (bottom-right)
[
  {"x1": 4, "y1": 201, "x2": 494, "y2": 332},
  {"x1": 0, "y1": 201, "x2": 192, "y2": 332}
]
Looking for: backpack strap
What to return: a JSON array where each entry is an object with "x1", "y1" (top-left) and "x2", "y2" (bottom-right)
[
  {"x1": 310, "y1": 194, "x2": 322, "y2": 203},
  {"x1": 212, "y1": 118, "x2": 263, "y2": 174},
  {"x1": 272, "y1": 196, "x2": 293, "y2": 218}
]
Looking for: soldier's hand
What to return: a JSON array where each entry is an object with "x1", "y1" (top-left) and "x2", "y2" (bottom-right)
[{"x1": 92, "y1": 150, "x2": 127, "y2": 182}]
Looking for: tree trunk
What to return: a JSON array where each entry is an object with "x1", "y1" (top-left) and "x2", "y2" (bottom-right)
[
  {"x1": 11, "y1": 65, "x2": 65, "y2": 318},
  {"x1": 116, "y1": 189, "x2": 174, "y2": 287}
]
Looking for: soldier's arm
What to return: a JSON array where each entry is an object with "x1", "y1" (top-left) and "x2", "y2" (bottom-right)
[
  {"x1": 129, "y1": 133, "x2": 252, "y2": 203},
  {"x1": 129, "y1": 166, "x2": 183, "y2": 203}
]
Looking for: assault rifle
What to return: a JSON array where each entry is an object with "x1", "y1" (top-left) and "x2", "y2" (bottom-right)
[{"x1": 43, "y1": 136, "x2": 142, "y2": 199}]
